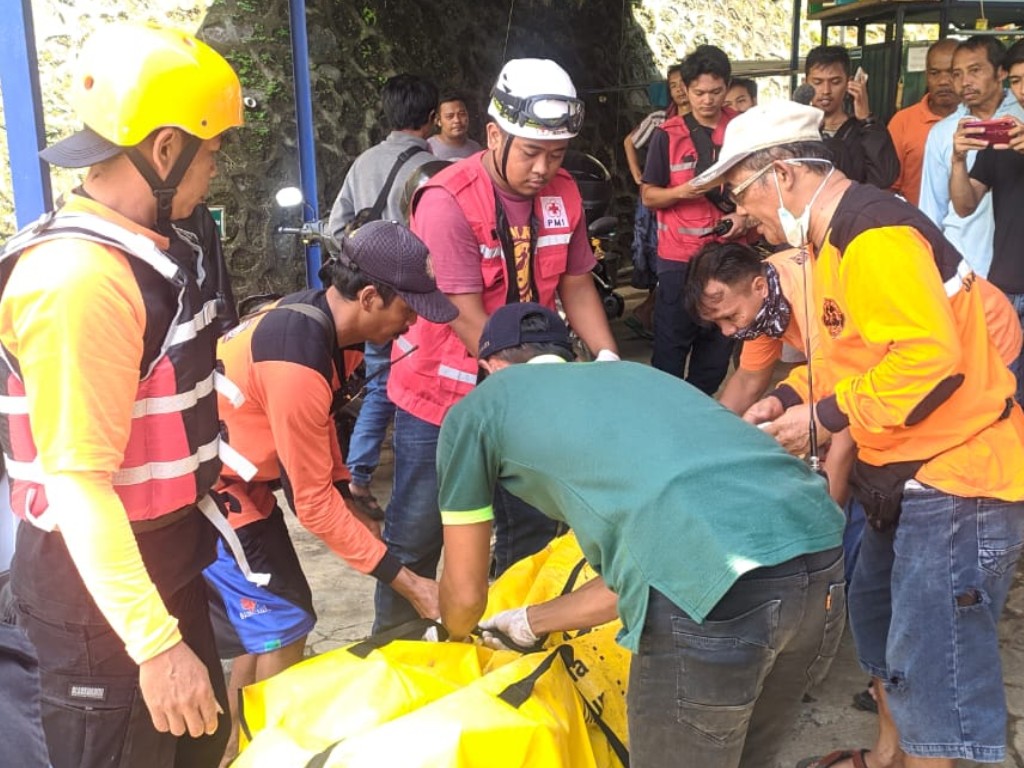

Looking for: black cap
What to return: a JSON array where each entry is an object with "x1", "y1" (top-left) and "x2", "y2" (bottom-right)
[
  {"x1": 39, "y1": 126, "x2": 124, "y2": 168},
  {"x1": 478, "y1": 302, "x2": 572, "y2": 359},
  {"x1": 339, "y1": 220, "x2": 458, "y2": 324}
]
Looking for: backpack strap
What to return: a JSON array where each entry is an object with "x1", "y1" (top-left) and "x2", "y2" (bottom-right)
[{"x1": 365, "y1": 145, "x2": 428, "y2": 222}]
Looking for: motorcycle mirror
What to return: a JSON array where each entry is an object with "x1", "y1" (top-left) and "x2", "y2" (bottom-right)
[{"x1": 275, "y1": 187, "x2": 305, "y2": 208}]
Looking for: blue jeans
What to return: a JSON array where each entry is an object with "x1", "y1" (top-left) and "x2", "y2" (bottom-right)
[
  {"x1": 843, "y1": 497, "x2": 867, "y2": 585},
  {"x1": 373, "y1": 408, "x2": 444, "y2": 633},
  {"x1": 848, "y1": 483, "x2": 1024, "y2": 762},
  {"x1": 491, "y1": 485, "x2": 566, "y2": 578},
  {"x1": 628, "y1": 549, "x2": 845, "y2": 768},
  {"x1": 652, "y1": 261, "x2": 734, "y2": 394},
  {"x1": 1005, "y1": 292, "x2": 1024, "y2": 407},
  {"x1": 346, "y1": 341, "x2": 395, "y2": 488}
]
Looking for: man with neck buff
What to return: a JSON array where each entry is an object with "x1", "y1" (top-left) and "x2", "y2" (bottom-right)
[{"x1": 694, "y1": 99, "x2": 1024, "y2": 768}]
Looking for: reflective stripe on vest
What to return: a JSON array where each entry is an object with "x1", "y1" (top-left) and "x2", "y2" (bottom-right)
[
  {"x1": 479, "y1": 244, "x2": 503, "y2": 260},
  {"x1": 669, "y1": 160, "x2": 697, "y2": 172},
  {"x1": 0, "y1": 212, "x2": 232, "y2": 524},
  {"x1": 438, "y1": 365, "x2": 478, "y2": 386},
  {"x1": 943, "y1": 258, "x2": 974, "y2": 298}
]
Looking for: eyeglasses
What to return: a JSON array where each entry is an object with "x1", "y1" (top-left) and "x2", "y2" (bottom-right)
[
  {"x1": 491, "y1": 89, "x2": 586, "y2": 134},
  {"x1": 724, "y1": 162, "x2": 775, "y2": 206}
]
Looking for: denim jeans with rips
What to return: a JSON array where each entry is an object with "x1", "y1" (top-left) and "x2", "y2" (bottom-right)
[{"x1": 848, "y1": 483, "x2": 1024, "y2": 762}]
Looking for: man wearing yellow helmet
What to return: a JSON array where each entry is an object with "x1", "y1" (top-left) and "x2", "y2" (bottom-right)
[{"x1": 0, "y1": 24, "x2": 243, "y2": 768}]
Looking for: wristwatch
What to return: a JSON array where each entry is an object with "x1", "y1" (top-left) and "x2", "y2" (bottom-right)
[{"x1": 862, "y1": 115, "x2": 877, "y2": 127}]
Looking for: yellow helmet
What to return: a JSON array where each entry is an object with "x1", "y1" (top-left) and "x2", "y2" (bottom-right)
[
  {"x1": 73, "y1": 24, "x2": 243, "y2": 146},
  {"x1": 40, "y1": 24, "x2": 243, "y2": 169}
]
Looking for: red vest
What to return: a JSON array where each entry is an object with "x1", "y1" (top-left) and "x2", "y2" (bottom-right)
[
  {"x1": 389, "y1": 155, "x2": 583, "y2": 425},
  {"x1": 656, "y1": 112, "x2": 733, "y2": 262},
  {"x1": 0, "y1": 213, "x2": 231, "y2": 527}
]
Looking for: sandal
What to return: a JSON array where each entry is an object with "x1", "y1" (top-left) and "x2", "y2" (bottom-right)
[
  {"x1": 345, "y1": 485, "x2": 386, "y2": 521},
  {"x1": 624, "y1": 314, "x2": 654, "y2": 340},
  {"x1": 796, "y1": 749, "x2": 870, "y2": 768}
]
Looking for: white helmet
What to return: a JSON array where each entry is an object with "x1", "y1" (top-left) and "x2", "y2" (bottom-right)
[{"x1": 488, "y1": 58, "x2": 584, "y2": 140}]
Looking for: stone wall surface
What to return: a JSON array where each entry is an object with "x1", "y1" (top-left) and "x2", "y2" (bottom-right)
[{"x1": 3, "y1": 0, "x2": 812, "y2": 296}]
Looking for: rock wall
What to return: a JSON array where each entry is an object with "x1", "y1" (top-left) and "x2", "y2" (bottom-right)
[{"x1": 3, "y1": 0, "x2": 811, "y2": 296}]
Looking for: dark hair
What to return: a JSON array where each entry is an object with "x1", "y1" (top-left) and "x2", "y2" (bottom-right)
[
  {"x1": 680, "y1": 44, "x2": 731, "y2": 87},
  {"x1": 683, "y1": 242, "x2": 764, "y2": 317},
  {"x1": 955, "y1": 35, "x2": 1007, "y2": 73},
  {"x1": 1002, "y1": 39, "x2": 1024, "y2": 71},
  {"x1": 805, "y1": 45, "x2": 852, "y2": 77},
  {"x1": 666, "y1": 63, "x2": 682, "y2": 80},
  {"x1": 486, "y1": 313, "x2": 574, "y2": 363},
  {"x1": 319, "y1": 255, "x2": 398, "y2": 305},
  {"x1": 437, "y1": 91, "x2": 469, "y2": 111},
  {"x1": 729, "y1": 77, "x2": 758, "y2": 100},
  {"x1": 381, "y1": 74, "x2": 439, "y2": 131},
  {"x1": 733, "y1": 140, "x2": 834, "y2": 177}
]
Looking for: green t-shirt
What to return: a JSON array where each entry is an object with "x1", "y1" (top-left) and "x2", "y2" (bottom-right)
[{"x1": 437, "y1": 361, "x2": 844, "y2": 653}]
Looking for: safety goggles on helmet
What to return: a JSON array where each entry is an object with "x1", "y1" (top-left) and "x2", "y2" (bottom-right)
[{"x1": 490, "y1": 89, "x2": 585, "y2": 136}]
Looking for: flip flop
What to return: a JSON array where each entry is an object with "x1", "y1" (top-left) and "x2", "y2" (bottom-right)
[
  {"x1": 796, "y1": 749, "x2": 870, "y2": 768},
  {"x1": 624, "y1": 314, "x2": 654, "y2": 340},
  {"x1": 346, "y1": 487, "x2": 385, "y2": 522}
]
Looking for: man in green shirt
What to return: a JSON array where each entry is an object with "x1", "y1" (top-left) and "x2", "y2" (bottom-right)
[{"x1": 437, "y1": 302, "x2": 846, "y2": 768}]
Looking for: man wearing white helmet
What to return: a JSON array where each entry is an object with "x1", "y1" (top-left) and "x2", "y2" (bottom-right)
[
  {"x1": 0, "y1": 24, "x2": 245, "y2": 767},
  {"x1": 380, "y1": 58, "x2": 618, "y2": 631}
]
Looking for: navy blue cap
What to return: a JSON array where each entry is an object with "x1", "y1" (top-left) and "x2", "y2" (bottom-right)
[{"x1": 478, "y1": 302, "x2": 571, "y2": 359}]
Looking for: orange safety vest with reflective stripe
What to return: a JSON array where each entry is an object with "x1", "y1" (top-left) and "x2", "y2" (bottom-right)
[
  {"x1": 655, "y1": 113, "x2": 733, "y2": 262},
  {"x1": 389, "y1": 155, "x2": 582, "y2": 426},
  {"x1": 0, "y1": 213, "x2": 244, "y2": 527}
]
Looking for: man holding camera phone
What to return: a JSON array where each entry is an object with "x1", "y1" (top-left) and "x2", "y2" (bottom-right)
[
  {"x1": 641, "y1": 44, "x2": 748, "y2": 393},
  {"x1": 949, "y1": 39, "x2": 1024, "y2": 405}
]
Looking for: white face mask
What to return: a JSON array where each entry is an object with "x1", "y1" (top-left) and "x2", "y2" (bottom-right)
[{"x1": 772, "y1": 161, "x2": 835, "y2": 248}]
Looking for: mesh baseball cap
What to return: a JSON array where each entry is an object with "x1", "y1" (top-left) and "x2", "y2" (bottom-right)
[
  {"x1": 339, "y1": 220, "x2": 457, "y2": 324},
  {"x1": 692, "y1": 101, "x2": 825, "y2": 188},
  {"x1": 478, "y1": 302, "x2": 571, "y2": 359}
]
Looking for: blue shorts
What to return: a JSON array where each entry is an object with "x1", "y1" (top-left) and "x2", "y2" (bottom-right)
[
  {"x1": 848, "y1": 482, "x2": 1024, "y2": 762},
  {"x1": 204, "y1": 507, "x2": 316, "y2": 658}
]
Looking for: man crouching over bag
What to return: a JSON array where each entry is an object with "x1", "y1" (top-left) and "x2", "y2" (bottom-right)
[{"x1": 436, "y1": 302, "x2": 845, "y2": 768}]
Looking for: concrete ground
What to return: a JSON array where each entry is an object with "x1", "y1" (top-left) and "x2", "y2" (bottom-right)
[{"x1": 285, "y1": 280, "x2": 1024, "y2": 768}]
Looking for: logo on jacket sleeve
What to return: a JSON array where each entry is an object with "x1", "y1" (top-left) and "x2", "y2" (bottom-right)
[
  {"x1": 541, "y1": 197, "x2": 569, "y2": 229},
  {"x1": 821, "y1": 298, "x2": 845, "y2": 338}
]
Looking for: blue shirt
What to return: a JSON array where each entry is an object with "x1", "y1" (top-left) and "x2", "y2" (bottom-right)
[{"x1": 918, "y1": 91, "x2": 1024, "y2": 278}]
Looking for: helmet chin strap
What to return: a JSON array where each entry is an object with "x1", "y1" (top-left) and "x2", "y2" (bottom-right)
[
  {"x1": 126, "y1": 134, "x2": 202, "y2": 235},
  {"x1": 494, "y1": 130, "x2": 515, "y2": 184}
]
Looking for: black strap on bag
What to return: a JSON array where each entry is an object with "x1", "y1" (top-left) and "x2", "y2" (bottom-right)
[
  {"x1": 347, "y1": 617, "x2": 448, "y2": 659},
  {"x1": 683, "y1": 112, "x2": 735, "y2": 214},
  {"x1": 497, "y1": 644, "x2": 630, "y2": 767},
  {"x1": 353, "y1": 145, "x2": 427, "y2": 226}
]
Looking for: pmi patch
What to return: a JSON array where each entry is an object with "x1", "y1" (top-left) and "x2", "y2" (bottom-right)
[
  {"x1": 540, "y1": 196, "x2": 568, "y2": 229},
  {"x1": 68, "y1": 683, "x2": 107, "y2": 702}
]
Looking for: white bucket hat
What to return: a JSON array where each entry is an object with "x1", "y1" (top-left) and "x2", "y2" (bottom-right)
[{"x1": 693, "y1": 101, "x2": 825, "y2": 188}]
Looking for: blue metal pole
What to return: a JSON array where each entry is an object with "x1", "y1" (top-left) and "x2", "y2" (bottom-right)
[
  {"x1": 0, "y1": 0, "x2": 52, "y2": 227},
  {"x1": 287, "y1": 0, "x2": 322, "y2": 288}
]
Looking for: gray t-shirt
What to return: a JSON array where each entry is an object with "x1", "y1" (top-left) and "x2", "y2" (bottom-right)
[
  {"x1": 327, "y1": 131, "x2": 434, "y2": 236},
  {"x1": 427, "y1": 135, "x2": 483, "y2": 161}
]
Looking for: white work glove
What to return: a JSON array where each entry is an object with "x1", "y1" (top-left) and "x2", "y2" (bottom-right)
[
  {"x1": 478, "y1": 607, "x2": 541, "y2": 652},
  {"x1": 595, "y1": 349, "x2": 621, "y2": 362}
]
